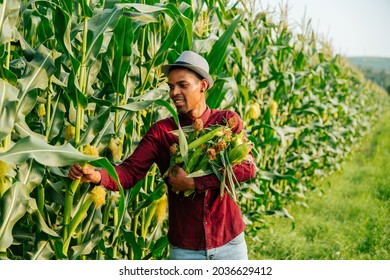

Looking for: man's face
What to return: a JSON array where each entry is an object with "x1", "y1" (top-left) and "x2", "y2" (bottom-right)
[{"x1": 167, "y1": 68, "x2": 206, "y2": 115}]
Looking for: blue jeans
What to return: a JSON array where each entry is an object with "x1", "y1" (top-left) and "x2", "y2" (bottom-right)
[{"x1": 169, "y1": 232, "x2": 248, "y2": 260}]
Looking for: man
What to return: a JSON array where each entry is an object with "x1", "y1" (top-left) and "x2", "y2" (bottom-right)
[{"x1": 68, "y1": 51, "x2": 256, "y2": 260}]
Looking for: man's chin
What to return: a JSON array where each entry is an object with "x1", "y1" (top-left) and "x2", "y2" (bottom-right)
[{"x1": 175, "y1": 106, "x2": 187, "y2": 114}]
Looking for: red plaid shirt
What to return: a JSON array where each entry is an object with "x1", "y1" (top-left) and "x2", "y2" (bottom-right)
[{"x1": 99, "y1": 107, "x2": 256, "y2": 250}]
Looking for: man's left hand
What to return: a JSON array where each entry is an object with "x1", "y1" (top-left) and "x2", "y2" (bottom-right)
[{"x1": 168, "y1": 166, "x2": 195, "y2": 193}]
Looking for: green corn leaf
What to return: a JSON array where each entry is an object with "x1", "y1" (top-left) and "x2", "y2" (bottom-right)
[
  {"x1": 115, "y1": 99, "x2": 157, "y2": 112},
  {"x1": 83, "y1": 5, "x2": 123, "y2": 67},
  {"x1": 30, "y1": 202, "x2": 60, "y2": 238},
  {"x1": 122, "y1": 229, "x2": 142, "y2": 260},
  {"x1": 13, "y1": 119, "x2": 46, "y2": 140},
  {"x1": 80, "y1": 0, "x2": 93, "y2": 18},
  {"x1": 47, "y1": 93, "x2": 66, "y2": 142},
  {"x1": 70, "y1": 229, "x2": 103, "y2": 260},
  {"x1": 131, "y1": 181, "x2": 167, "y2": 216},
  {"x1": 207, "y1": 15, "x2": 241, "y2": 75},
  {"x1": 17, "y1": 160, "x2": 44, "y2": 195},
  {"x1": 206, "y1": 79, "x2": 225, "y2": 109},
  {"x1": 151, "y1": 235, "x2": 169, "y2": 259},
  {"x1": 0, "y1": 79, "x2": 19, "y2": 141},
  {"x1": 53, "y1": 6, "x2": 75, "y2": 61},
  {"x1": 17, "y1": 44, "x2": 56, "y2": 97},
  {"x1": 0, "y1": 64, "x2": 17, "y2": 85},
  {"x1": 0, "y1": 0, "x2": 20, "y2": 44},
  {"x1": 206, "y1": 77, "x2": 239, "y2": 109},
  {"x1": 0, "y1": 136, "x2": 96, "y2": 167},
  {"x1": 31, "y1": 240, "x2": 55, "y2": 260},
  {"x1": 0, "y1": 138, "x2": 123, "y2": 195},
  {"x1": 112, "y1": 16, "x2": 133, "y2": 94},
  {"x1": 0, "y1": 182, "x2": 29, "y2": 250},
  {"x1": 155, "y1": 99, "x2": 188, "y2": 166},
  {"x1": 259, "y1": 169, "x2": 298, "y2": 183},
  {"x1": 79, "y1": 106, "x2": 110, "y2": 146}
]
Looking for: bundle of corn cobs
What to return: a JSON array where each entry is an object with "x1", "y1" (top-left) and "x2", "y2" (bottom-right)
[{"x1": 166, "y1": 116, "x2": 253, "y2": 201}]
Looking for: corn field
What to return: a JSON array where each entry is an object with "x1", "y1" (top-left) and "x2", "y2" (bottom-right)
[{"x1": 0, "y1": 0, "x2": 388, "y2": 260}]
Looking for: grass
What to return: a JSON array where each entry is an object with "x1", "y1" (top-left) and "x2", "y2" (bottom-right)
[{"x1": 248, "y1": 111, "x2": 390, "y2": 260}]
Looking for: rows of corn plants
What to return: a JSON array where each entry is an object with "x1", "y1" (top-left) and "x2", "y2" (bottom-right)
[{"x1": 0, "y1": 0, "x2": 388, "y2": 259}]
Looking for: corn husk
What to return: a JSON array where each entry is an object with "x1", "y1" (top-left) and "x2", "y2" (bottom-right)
[{"x1": 168, "y1": 117, "x2": 253, "y2": 201}]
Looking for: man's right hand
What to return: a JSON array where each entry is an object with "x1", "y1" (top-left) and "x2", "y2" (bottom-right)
[{"x1": 68, "y1": 163, "x2": 102, "y2": 185}]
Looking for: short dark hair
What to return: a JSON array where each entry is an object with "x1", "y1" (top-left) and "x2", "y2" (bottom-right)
[{"x1": 168, "y1": 65, "x2": 205, "y2": 81}]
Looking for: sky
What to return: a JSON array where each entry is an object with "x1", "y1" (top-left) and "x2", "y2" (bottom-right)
[{"x1": 257, "y1": 0, "x2": 390, "y2": 58}]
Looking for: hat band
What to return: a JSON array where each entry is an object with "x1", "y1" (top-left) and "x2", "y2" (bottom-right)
[{"x1": 174, "y1": 61, "x2": 191, "y2": 66}]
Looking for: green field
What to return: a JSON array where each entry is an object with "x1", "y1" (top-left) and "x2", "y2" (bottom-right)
[
  {"x1": 249, "y1": 110, "x2": 390, "y2": 260},
  {"x1": 348, "y1": 56, "x2": 390, "y2": 93},
  {"x1": 348, "y1": 57, "x2": 390, "y2": 74}
]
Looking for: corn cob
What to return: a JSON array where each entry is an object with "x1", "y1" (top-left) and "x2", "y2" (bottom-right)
[
  {"x1": 173, "y1": 126, "x2": 225, "y2": 165},
  {"x1": 187, "y1": 126, "x2": 225, "y2": 150},
  {"x1": 228, "y1": 141, "x2": 253, "y2": 164},
  {"x1": 186, "y1": 144, "x2": 206, "y2": 171},
  {"x1": 38, "y1": 103, "x2": 46, "y2": 118},
  {"x1": 64, "y1": 124, "x2": 75, "y2": 141},
  {"x1": 196, "y1": 153, "x2": 210, "y2": 170}
]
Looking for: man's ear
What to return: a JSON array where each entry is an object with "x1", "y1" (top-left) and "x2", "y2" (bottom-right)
[{"x1": 200, "y1": 79, "x2": 208, "y2": 92}]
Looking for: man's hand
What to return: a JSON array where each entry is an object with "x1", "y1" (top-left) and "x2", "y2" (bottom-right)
[
  {"x1": 168, "y1": 166, "x2": 195, "y2": 193},
  {"x1": 68, "y1": 163, "x2": 102, "y2": 185}
]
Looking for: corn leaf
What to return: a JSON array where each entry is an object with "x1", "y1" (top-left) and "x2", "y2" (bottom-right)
[
  {"x1": 83, "y1": 6, "x2": 122, "y2": 67},
  {"x1": 31, "y1": 240, "x2": 54, "y2": 260},
  {"x1": 79, "y1": 106, "x2": 110, "y2": 146},
  {"x1": 17, "y1": 44, "x2": 56, "y2": 97},
  {"x1": 70, "y1": 230, "x2": 103, "y2": 260},
  {"x1": 0, "y1": 136, "x2": 96, "y2": 166},
  {"x1": 112, "y1": 16, "x2": 133, "y2": 94},
  {"x1": 207, "y1": 15, "x2": 241, "y2": 75},
  {"x1": 46, "y1": 93, "x2": 66, "y2": 142},
  {"x1": 131, "y1": 181, "x2": 167, "y2": 216},
  {"x1": 0, "y1": 182, "x2": 29, "y2": 249},
  {"x1": 151, "y1": 235, "x2": 169, "y2": 259},
  {"x1": 155, "y1": 99, "x2": 188, "y2": 165},
  {"x1": 0, "y1": 0, "x2": 20, "y2": 44},
  {"x1": 122, "y1": 229, "x2": 142, "y2": 260},
  {"x1": 0, "y1": 79, "x2": 18, "y2": 141}
]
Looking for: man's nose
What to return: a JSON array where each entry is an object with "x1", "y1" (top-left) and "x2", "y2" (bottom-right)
[{"x1": 170, "y1": 86, "x2": 180, "y2": 96}]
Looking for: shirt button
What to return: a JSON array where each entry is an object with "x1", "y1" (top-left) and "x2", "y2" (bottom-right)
[{"x1": 205, "y1": 222, "x2": 208, "y2": 225}]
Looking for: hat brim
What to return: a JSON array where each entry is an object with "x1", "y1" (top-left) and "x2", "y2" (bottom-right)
[{"x1": 162, "y1": 64, "x2": 214, "y2": 89}]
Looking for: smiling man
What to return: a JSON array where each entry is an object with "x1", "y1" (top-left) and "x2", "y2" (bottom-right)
[{"x1": 68, "y1": 51, "x2": 256, "y2": 260}]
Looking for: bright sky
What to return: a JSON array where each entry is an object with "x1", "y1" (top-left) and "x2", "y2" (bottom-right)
[{"x1": 258, "y1": 0, "x2": 390, "y2": 58}]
